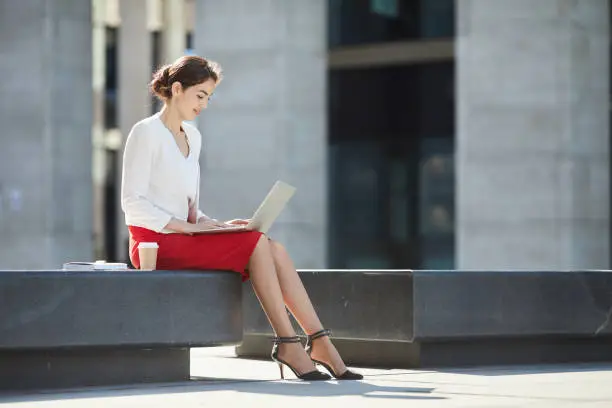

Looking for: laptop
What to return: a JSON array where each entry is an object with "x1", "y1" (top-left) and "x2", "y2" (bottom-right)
[{"x1": 196, "y1": 180, "x2": 296, "y2": 234}]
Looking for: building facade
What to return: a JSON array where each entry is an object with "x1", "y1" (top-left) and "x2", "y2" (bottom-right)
[{"x1": 0, "y1": 0, "x2": 609, "y2": 270}]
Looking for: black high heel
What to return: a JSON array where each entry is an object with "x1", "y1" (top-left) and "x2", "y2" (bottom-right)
[
  {"x1": 305, "y1": 329, "x2": 363, "y2": 380},
  {"x1": 271, "y1": 335, "x2": 331, "y2": 381}
]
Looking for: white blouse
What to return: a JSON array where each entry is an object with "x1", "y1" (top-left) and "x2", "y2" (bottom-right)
[{"x1": 121, "y1": 113, "x2": 207, "y2": 233}]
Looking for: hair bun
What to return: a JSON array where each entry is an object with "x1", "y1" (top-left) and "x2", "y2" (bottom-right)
[
  {"x1": 150, "y1": 65, "x2": 172, "y2": 99},
  {"x1": 161, "y1": 66, "x2": 171, "y2": 85}
]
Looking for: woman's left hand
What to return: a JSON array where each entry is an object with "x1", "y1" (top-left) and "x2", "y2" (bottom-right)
[
  {"x1": 225, "y1": 219, "x2": 251, "y2": 225},
  {"x1": 197, "y1": 216, "x2": 231, "y2": 228}
]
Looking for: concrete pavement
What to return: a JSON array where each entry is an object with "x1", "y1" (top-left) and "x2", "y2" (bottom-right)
[{"x1": 1, "y1": 347, "x2": 611, "y2": 407}]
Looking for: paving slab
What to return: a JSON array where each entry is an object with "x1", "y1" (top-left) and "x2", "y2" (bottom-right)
[{"x1": 1, "y1": 347, "x2": 611, "y2": 408}]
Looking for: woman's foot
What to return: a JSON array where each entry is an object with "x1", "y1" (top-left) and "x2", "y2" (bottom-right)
[
  {"x1": 276, "y1": 341, "x2": 319, "y2": 376},
  {"x1": 308, "y1": 336, "x2": 348, "y2": 376}
]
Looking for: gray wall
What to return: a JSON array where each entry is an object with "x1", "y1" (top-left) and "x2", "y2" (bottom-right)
[
  {"x1": 0, "y1": 0, "x2": 93, "y2": 268},
  {"x1": 457, "y1": 0, "x2": 610, "y2": 269},
  {"x1": 116, "y1": 0, "x2": 152, "y2": 262},
  {"x1": 194, "y1": 0, "x2": 328, "y2": 268}
]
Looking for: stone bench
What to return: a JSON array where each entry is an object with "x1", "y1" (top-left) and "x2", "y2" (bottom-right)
[
  {"x1": 236, "y1": 270, "x2": 612, "y2": 368},
  {"x1": 0, "y1": 270, "x2": 243, "y2": 391}
]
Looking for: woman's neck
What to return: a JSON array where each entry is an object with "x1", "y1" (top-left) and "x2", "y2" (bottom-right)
[{"x1": 159, "y1": 104, "x2": 183, "y2": 136}]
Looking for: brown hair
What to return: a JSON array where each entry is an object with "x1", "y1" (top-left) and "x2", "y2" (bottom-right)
[{"x1": 150, "y1": 55, "x2": 222, "y2": 100}]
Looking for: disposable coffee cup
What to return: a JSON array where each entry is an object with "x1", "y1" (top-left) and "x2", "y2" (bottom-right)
[{"x1": 138, "y1": 242, "x2": 159, "y2": 270}]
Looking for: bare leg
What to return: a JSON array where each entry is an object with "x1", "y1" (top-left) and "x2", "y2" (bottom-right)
[
  {"x1": 269, "y1": 240, "x2": 348, "y2": 375},
  {"x1": 247, "y1": 235, "x2": 316, "y2": 375}
]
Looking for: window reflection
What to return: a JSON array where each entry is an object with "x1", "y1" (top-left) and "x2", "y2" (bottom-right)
[
  {"x1": 328, "y1": 62, "x2": 455, "y2": 269},
  {"x1": 420, "y1": 154, "x2": 454, "y2": 235}
]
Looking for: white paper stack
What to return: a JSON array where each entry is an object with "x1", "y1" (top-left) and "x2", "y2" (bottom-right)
[{"x1": 62, "y1": 261, "x2": 129, "y2": 271}]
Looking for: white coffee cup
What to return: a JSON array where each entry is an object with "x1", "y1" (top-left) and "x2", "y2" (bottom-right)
[{"x1": 138, "y1": 242, "x2": 159, "y2": 270}]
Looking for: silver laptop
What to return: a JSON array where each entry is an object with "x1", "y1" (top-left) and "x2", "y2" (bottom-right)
[{"x1": 197, "y1": 181, "x2": 296, "y2": 234}]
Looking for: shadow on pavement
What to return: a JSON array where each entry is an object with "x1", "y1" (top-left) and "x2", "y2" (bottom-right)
[
  {"x1": 0, "y1": 376, "x2": 445, "y2": 403},
  {"x1": 437, "y1": 362, "x2": 612, "y2": 377}
]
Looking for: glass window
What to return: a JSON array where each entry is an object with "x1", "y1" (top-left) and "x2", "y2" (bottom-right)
[
  {"x1": 186, "y1": 31, "x2": 194, "y2": 51},
  {"x1": 328, "y1": 0, "x2": 454, "y2": 48},
  {"x1": 328, "y1": 62, "x2": 455, "y2": 269},
  {"x1": 151, "y1": 31, "x2": 163, "y2": 114},
  {"x1": 104, "y1": 27, "x2": 118, "y2": 129}
]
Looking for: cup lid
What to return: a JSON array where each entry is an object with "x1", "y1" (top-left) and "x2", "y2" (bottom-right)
[{"x1": 138, "y1": 242, "x2": 159, "y2": 249}]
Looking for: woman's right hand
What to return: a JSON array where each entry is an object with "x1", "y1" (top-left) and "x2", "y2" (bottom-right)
[
  {"x1": 165, "y1": 218, "x2": 231, "y2": 235},
  {"x1": 192, "y1": 219, "x2": 229, "y2": 232},
  {"x1": 183, "y1": 219, "x2": 243, "y2": 234}
]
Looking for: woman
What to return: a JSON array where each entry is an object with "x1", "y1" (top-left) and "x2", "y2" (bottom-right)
[{"x1": 121, "y1": 55, "x2": 361, "y2": 381}]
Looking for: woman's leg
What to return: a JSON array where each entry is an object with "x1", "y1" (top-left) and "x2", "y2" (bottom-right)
[
  {"x1": 247, "y1": 235, "x2": 316, "y2": 375},
  {"x1": 269, "y1": 240, "x2": 348, "y2": 374}
]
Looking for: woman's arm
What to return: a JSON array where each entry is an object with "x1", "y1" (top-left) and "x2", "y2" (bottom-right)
[
  {"x1": 121, "y1": 124, "x2": 175, "y2": 232},
  {"x1": 188, "y1": 198, "x2": 226, "y2": 227},
  {"x1": 166, "y1": 217, "x2": 218, "y2": 234}
]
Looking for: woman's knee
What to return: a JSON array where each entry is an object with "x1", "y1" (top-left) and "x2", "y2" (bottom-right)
[
  {"x1": 251, "y1": 233, "x2": 270, "y2": 257},
  {"x1": 268, "y1": 239, "x2": 285, "y2": 255},
  {"x1": 251, "y1": 235, "x2": 289, "y2": 261}
]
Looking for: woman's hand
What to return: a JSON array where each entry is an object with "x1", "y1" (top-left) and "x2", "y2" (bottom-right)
[
  {"x1": 197, "y1": 217, "x2": 229, "y2": 228},
  {"x1": 181, "y1": 220, "x2": 234, "y2": 234},
  {"x1": 197, "y1": 218, "x2": 233, "y2": 230},
  {"x1": 225, "y1": 219, "x2": 251, "y2": 226},
  {"x1": 166, "y1": 217, "x2": 233, "y2": 235}
]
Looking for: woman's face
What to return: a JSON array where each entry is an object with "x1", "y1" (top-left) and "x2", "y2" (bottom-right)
[{"x1": 172, "y1": 79, "x2": 217, "y2": 121}]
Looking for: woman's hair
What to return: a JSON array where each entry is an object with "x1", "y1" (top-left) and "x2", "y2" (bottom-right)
[{"x1": 150, "y1": 55, "x2": 222, "y2": 100}]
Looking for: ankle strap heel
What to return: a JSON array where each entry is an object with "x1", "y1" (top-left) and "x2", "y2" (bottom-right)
[
  {"x1": 305, "y1": 328, "x2": 363, "y2": 381},
  {"x1": 270, "y1": 335, "x2": 330, "y2": 381},
  {"x1": 308, "y1": 329, "x2": 332, "y2": 342},
  {"x1": 305, "y1": 329, "x2": 332, "y2": 354},
  {"x1": 271, "y1": 335, "x2": 302, "y2": 345}
]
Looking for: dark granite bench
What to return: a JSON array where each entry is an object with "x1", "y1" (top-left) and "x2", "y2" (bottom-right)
[
  {"x1": 0, "y1": 270, "x2": 243, "y2": 391},
  {"x1": 236, "y1": 270, "x2": 612, "y2": 368}
]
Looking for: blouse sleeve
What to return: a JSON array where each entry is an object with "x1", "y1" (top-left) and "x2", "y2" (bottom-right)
[{"x1": 121, "y1": 124, "x2": 174, "y2": 232}]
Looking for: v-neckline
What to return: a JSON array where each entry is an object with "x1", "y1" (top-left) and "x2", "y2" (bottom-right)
[
  {"x1": 159, "y1": 115, "x2": 191, "y2": 160},
  {"x1": 178, "y1": 128, "x2": 191, "y2": 160}
]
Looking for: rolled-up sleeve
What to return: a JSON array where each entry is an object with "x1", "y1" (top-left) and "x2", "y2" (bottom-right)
[{"x1": 121, "y1": 125, "x2": 173, "y2": 232}]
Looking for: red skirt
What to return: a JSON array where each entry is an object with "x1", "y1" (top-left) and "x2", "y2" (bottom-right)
[{"x1": 128, "y1": 225, "x2": 263, "y2": 281}]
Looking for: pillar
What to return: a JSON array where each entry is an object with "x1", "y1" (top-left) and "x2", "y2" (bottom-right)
[
  {"x1": 194, "y1": 0, "x2": 328, "y2": 268},
  {"x1": 457, "y1": 0, "x2": 610, "y2": 269},
  {"x1": 163, "y1": 0, "x2": 187, "y2": 62},
  {"x1": 0, "y1": 0, "x2": 93, "y2": 268},
  {"x1": 116, "y1": 0, "x2": 151, "y2": 262}
]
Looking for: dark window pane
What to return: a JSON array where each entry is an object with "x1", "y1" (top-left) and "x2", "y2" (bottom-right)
[
  {"x1": 104, "y1": 27, "x2": 118, "y2": 129},
  {"x1": 186, "y1": 31, "x2": 194, "y2": 51},
  {"x1": 328, "y1": 0, "x2": 454, "y2": 48},
  {"x1": 151, "y1": 31, "x2": 162, "y2": 114},
  {"x1": 328, "y1": 62, "x2": 455, "y2": 269}
]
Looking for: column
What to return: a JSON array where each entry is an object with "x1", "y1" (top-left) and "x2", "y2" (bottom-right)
[
  {"x1": 457, "y1": 0, "x2": 610, "y2": 269},
  {"x1": 0, "y1": 0, "x2": 93, "y2": 268},
  {"x1": 163, "y1": 0, "x2": 186, "y2": 62},
  {"x1": 194, "y1": 0, "x2": 328, "y2": 268},
  {"x1": 92, "y1": 0, "x2": 107, "y2": 259},
  {"x1": 116, "y1": 0, "x2": 151, "y2": 262}
]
